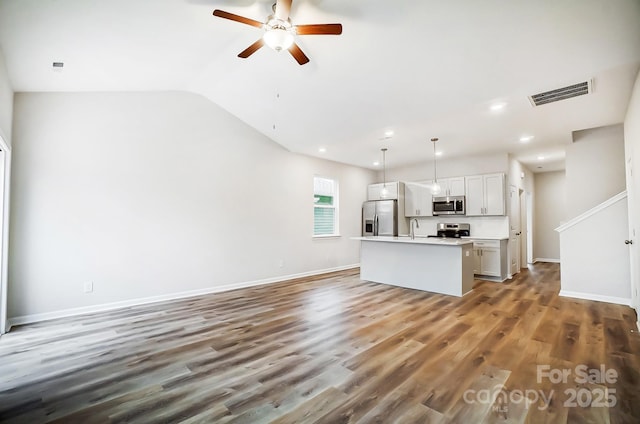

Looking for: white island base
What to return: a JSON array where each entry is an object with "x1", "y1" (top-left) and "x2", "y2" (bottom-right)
[{"x1": 355, "y1": 237, "x2": 475, "y2": 297}]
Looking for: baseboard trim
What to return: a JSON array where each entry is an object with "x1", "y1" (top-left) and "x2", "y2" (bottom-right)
[
  {"x1": 8, "y1": 264, "x2": 360, "y2": 327},
  {"x1": 559, "y1": 289, "x2": 632, "y2": 306},
  {"x1": 533, "y1": 258, "x2": 561, "y2": 264}
]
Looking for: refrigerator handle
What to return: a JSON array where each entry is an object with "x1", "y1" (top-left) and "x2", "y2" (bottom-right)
[{"x1": 374, "y1": 215, "x2": 378, "y2": 236}]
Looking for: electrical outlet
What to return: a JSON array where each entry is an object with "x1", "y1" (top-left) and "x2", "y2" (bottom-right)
[{"x1": 84, "y1": 281, "x2": 93, "y2": 293}]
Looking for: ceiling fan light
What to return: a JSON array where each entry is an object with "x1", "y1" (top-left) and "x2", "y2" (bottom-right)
[{"x1": 263, "y1": 28, "x2": 294, "y2": 51}]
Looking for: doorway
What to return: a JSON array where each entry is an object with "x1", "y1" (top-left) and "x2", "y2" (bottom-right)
[
  {"x1": 526, "y1": 192, "x2": 534, "y2": 264},
  {"x1": 509, "y1": 185, "x2": 521, "y2": 276}
]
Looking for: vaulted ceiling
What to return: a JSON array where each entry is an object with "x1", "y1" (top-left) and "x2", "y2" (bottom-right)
[{"x1": 1, "y1": 0, "x2": 639, "y2": 172}]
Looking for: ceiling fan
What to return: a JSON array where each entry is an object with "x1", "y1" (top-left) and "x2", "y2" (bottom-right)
[{"x1": 213, "y1": 0, "x2": 342, "y2": 65}]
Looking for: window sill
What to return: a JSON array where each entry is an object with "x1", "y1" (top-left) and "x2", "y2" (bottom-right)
[{"x1": 312, "y1": 234, "x2": 341, "y2": 239}]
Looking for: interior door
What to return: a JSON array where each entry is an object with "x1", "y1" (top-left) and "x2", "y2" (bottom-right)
[
  {"x1": 509, "y1": 185, "x2": 521, "y2": 276},
  {"x1": 626, "y1": 152, "x2": 639, "y2": 320}
]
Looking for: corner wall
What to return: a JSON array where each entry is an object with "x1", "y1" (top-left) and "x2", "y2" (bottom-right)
[
  {"x1": 0, "y1": 48, "x2": 12, "y2": 144},
  {"x1": 9, "y1": 91, "x2": 376, "y2": 321},
  {"x1": 566, "y1": 124, "x2": 626, "y2": 218}
]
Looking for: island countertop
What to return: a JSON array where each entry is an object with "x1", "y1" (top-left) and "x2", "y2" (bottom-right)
[
  {"x1": 353, "y1": 236, "x2": 475, "y2": 297},
  {"x1": 351, "y1": 236, "x2": 474, "y2": 246}
]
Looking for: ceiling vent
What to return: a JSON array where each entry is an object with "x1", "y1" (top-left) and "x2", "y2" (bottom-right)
[{"x1": 528, "y1": 80, "x2": 592, "y2": 107}]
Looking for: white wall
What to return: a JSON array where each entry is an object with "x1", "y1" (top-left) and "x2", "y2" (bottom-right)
[
  {"x1": 559, "y1": 195, "x2": 631, "y2": 304},
  {"x1": 624, "y1": 69, "x2": 640, "y2": 315},
  {"x1": 9, "y1": 91, "x2": 376, "y2": 320},
  {"x1": 0, "y1": 48, "x2": 12, "y2": 145},
  {"x1": 534, "y1": 171, "x2": 565, "y2": 261},
  {"x1": 566, "y1": 124, "x2": 626, "y2": 218},
  {"x1": 508, "y1": 157, "x2": 534, "y2": 195}
]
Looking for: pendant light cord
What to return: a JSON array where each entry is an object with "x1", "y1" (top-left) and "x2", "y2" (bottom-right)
[
  {"x1": 382, "y1": 148, "x2": 387, "y2": 188},
  {"x1": 431, "y1": 138, "x2": 438, "y2": 183}
]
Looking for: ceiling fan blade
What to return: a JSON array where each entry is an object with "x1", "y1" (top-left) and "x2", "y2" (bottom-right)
[
  {"x1": 288, "y1": 42, "x2": 310, "y2": 65},
  {"x1": 213, "y1": 9, "x2": 264, "y2": 28},
  {"x1": 238, "y1": 39, "x2": 265, "y2": 58},
  {"x1": 295, "y1": 24, "x2": 342, "y2": 35},
  {"x1": 274, "y1": 0, "x2": 293, "y2": 21}
]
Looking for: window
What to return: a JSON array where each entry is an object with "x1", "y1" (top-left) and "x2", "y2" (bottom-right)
[{"x1": 313, "y1": 176, "x2": 338, "y2": 236}]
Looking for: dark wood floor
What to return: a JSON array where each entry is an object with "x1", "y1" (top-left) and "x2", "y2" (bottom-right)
[{"x1": 0, "y1": 263, "x2": 639, "y2": 423}]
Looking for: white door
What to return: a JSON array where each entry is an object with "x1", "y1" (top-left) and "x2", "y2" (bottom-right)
[
  {"x1": 520, "y1": 190, "x2": 528, "y2": 268},
  {"x1": 509, "y1": 185, "x2": 521, "y2": 276},
  {"x1": 526, "y1": 192, "x2": 534, "y2": 264},
  {"x1": 626, "y1": 152, "x2": 639, "y2": 321}
]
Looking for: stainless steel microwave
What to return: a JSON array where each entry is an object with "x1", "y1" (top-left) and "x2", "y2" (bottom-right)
[{"x1": 432, "y1": 196, "x2": 465, "y2": 215}]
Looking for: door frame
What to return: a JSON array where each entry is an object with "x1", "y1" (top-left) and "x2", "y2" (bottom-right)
[
  {"x1": 526, "y1": 192, "x2": 534, "y2": 264},
  {"x1": 0, "y1": 134, "x2": 10, "y2": 335},
  {"x1": 508, "y1": 184, "x2": 521, "y2": 277}
]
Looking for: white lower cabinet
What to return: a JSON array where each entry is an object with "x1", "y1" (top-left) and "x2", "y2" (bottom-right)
[{"x1": 471, "y1": 239, "x2": 508, "y2": 280}]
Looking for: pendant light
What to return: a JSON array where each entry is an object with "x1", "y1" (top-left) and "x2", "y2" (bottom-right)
[
  {"x1": 431, "y1": 138, "x2": 442, "y2": 195},
  {"x1": 380, "y1": 148, "x2": 390, "y2": 198}
]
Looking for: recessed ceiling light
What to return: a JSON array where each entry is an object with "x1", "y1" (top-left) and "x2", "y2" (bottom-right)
[
  {"x1": 520, "y1": 135, "x2": 534, "y2": 143},
  {"x1": 373, "y1": 161, "x2": 380, "y2": 166},
  {"x1": 435, "y1": 151, "x2": 443, "y2": 156},
  {"x1": 537, "y1": 155, "x2": 545, "y2": 160},
  {"x1": 318, "y1": 147, "x2": 326, "y2": 153},
  {"x1": 384, "y1": 130, "x2": 394, "y2": 138},
  {"x1": 490, "y1": 103, "x2": 506, "y2": 111}
]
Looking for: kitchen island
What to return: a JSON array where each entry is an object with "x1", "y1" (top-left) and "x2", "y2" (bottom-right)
[{"x1": 352, "y1": 236, "x2": 475, "y2": 297}]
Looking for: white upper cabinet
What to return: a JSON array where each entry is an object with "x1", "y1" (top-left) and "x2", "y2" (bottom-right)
[
  {"x1": 367, "y1": 181, "x2": 400, "y2": 200},
  {"x1": 442, "y1": 177, "x2": 466, "y2": 196},
  {"x1": 465, "y1": 175, "x2": 484, "y2": 215},
  {"x1": 465, "y1": 173, "x2": 505, "y2": 216},
  {"x1": 483, "y1": 173, "x2": 506, "y2": 215},
  {"x1": 404, "y1": 181, "x2": 433, "y2": 217}
]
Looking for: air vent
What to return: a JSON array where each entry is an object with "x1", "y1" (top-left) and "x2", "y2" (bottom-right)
[{"x1": 528, "y1": 80, "x2": 592, "y2": 107}]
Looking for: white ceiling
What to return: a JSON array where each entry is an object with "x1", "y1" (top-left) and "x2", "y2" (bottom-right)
[{"x1": 1, "y1": 0, "x2": 639, "y2": 173}]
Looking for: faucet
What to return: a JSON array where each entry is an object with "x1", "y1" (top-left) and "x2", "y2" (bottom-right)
[{"x1": 410, "y1": 218, "x2": 420, "y2": 240}]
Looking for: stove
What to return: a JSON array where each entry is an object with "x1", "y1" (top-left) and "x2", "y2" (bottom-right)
[{"x1": 428, "y1": 223, "x2": 470, "y2": 238}]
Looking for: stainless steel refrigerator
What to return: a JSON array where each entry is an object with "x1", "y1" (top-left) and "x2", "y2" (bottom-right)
[{"x1": 362, "y1": 200, "x2": 398, "y2": 236}]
